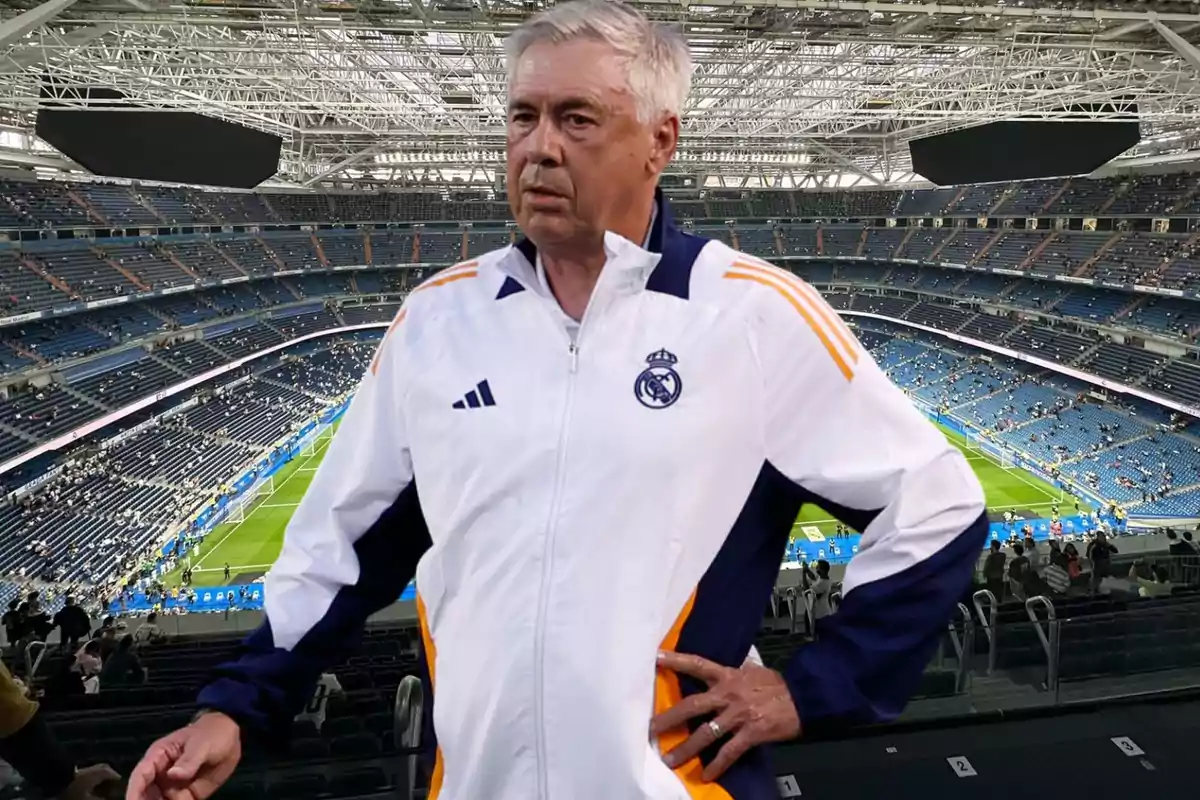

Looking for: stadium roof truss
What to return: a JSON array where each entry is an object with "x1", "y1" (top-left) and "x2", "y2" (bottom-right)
[{"x1": 2, "y1": 0, "x2": 1200, "y2": 191}]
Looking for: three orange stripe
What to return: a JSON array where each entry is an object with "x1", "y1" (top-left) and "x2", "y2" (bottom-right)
[
  {"x1": 416, "y1": 594, "x2": 446, "y2": 800},
  {"x1": 411, "y1": 261, "x2": 478, "y2": 294},
  {"x1": 736, "y1": 260, "x2": 860, "y2": 358},
  {"x1": 368, "y1": 262, "x2": 479, "y2": 376},
  {"x1": 724, "y1": 260, "x2": 858, "y2": 381},
  {"x1": 368, "y1": 308, "x2": 407, "y2": 376},
  {"x1": 654, "y1": 590, "x2": 734, "y2": 800}
]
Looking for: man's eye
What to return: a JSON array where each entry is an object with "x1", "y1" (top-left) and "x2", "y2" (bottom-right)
[{"x1": 565, "y1": 114, "x2": 594, "y2": 127}]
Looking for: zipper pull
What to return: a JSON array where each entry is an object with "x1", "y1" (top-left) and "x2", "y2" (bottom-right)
[{"x1": 568, "y1": 343, "x2": 578, "y2": 373}]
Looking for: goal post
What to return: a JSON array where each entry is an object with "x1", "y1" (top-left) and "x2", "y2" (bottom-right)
[
  {"x1": 219, "y1": 473, "x2": 275, "y2": 527},
  {"x1": 296, "y1": 417, "x2": 336, "y2": 460},
  {"x1": 963, "y1": 432, "x2": 1020, "y2": 472}
]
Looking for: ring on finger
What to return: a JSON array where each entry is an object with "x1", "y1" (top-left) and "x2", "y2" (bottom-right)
[{"x1": 707, "y1": 719, "x2": 723, "y2": 739}]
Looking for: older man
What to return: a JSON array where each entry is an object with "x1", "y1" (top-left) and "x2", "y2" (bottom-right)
[{"x1": 127, "y1": 2, "x2": 987, "y2": 799}]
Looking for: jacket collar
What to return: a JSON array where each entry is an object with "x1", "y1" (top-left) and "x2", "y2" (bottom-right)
[{"x1": 504, "y1": 187, "x2": 695, "y2": 297}]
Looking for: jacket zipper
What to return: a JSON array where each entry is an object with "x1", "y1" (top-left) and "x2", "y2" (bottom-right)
[
  {"x1": 522, "y1": 251, "x2": 604, "y2": 800},
  {"x1": 533, "y1": 333, "x2": 582, "y2": 800}
]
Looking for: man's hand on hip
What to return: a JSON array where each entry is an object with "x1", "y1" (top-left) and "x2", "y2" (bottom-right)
[{"x1": 651, "y1": 650, "x2": 801, "y2": 781}]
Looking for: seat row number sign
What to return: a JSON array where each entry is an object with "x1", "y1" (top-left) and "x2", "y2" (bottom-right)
[
  {"x1": 1111, "y1": 737, "x2": 1144, "y2": 756},
  {"x1": 776, "y1": 774, "x2": 801, "y2": 797},
  {"x1": 948, "y1": 756, "x2": 977, "y2": 777}
]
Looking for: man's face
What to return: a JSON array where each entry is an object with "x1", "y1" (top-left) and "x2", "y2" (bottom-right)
[{"x1": 506, "y1": 39, "x2": 675, "y2": 249}]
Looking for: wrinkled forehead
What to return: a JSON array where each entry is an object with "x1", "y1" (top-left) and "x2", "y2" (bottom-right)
[{"x1": 507, "y1": 38, "x2": 634, "y2": 111}]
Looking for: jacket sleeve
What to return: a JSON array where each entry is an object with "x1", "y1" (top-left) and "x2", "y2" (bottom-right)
[
  {"x1": 751, "y1": 276, "x2": 988, "y2": 730},
  {"x1": 198, "y1": 308, "x2": 431, "y2": 735}
]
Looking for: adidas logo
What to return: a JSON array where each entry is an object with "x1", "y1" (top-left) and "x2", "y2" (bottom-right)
[{"x1": 452, "y1": 380, "x2": 496, "y2": 409}]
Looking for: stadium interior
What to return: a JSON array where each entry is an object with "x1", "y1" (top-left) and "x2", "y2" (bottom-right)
[{"x1": 2, "y1": 0, "x2": 1200, "y2": 798}]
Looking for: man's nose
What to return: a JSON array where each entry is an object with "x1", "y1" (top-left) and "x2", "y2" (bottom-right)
[{"x1": 526, "y1": 118, "x2": 565, "y2": 166}]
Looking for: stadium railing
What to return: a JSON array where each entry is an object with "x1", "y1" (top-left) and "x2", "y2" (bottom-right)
[
  {"x1": 393, "y1": 675, "x2": 424, "y2": 800},
  {"x1": 969, "y1": 558, "x2": 1200, "y2": 694}
]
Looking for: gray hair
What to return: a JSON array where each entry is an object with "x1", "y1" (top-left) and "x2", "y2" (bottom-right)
[{"x1": 505, "y1": 0, "x2": 693, "y2": 123}]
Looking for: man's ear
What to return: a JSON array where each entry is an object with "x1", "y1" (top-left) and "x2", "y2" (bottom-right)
[{"x1": 648, "y1": 114, "x2": 680, "y2": 176}]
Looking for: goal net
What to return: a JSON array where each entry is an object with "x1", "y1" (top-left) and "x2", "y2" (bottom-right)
[
  {"x1": 298, "y1": 418, "x2": 335, "y2": 459},
  {"x1": 966, "y1": 435, "x2": 1019, "y2": 471},
  {"x1": 223, "y1": 474, "x2": 275, "y2": 525}
]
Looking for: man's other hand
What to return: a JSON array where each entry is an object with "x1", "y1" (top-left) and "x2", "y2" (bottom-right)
[
  {"x1": 61, "y1": 764, "x2": 120, "y2": 800},
  {"x1": 651, "y1": 651, "x2": 801, "y2": 781},
  {"x1": 126, "y1": 712, "x2": 241, "y2": 800}
]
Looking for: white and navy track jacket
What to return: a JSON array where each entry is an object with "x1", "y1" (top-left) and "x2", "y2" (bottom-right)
[{"x1": 199, "y1": 192, "x2": 988, "y2": 800}]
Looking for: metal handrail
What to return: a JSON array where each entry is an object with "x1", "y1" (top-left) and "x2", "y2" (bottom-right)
[
  {"x1": 971, "y1": 589, "x2": 998, "y2": 673},
  {"x1": 393, "y1": 675, "x2": 424, "y2": 800},
  {"x1": 939, "y1": 604, "x2": 974, "y2": 692},
  {"x1": 946, "y1": 603, "x2": 967, "y2": 661},
  {"x1": 955, "y1": 603, "x2": 976, "y2": 693},
  {"x1": 783, "y1": 587, "x2": 799, "y2": 634},
  {"x1": 22, "y1": 640, "x2": 46, "y2": 680},
  {"x1": 1024, "y1": 595, "x2": 1060, "y2": 691}
]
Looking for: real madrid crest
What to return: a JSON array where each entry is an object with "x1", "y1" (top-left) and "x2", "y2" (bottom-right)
[{"x1": 634, "y1": 349, "x2": 683, "y2": 409}]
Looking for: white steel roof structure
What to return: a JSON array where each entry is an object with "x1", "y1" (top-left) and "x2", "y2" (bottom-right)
[{"x1": 2, "y1": 0, "x2": 1200, "y2": 190}]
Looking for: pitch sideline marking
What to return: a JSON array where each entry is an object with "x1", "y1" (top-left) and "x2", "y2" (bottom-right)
[{"x1": 948, "y1": 431, "x2": 1063, "y2": 504}]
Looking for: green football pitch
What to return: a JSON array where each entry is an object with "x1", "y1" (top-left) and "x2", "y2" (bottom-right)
[{"x1": 176, "y1": 423, "x2": 1077, "y2": 588}]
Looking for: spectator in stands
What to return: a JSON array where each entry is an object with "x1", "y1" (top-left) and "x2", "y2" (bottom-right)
[
  {"x1": 1007, "y1": 542, "x2": 1031, "y2": 601},
  {"x1": 1087, "y1": 532, "x2": 1118, "y2": 594},
  {"x1": 53, "y1": 596, "x2": 91, "y2": 653},
  {"x1": 133, "y1": 613, "x2": 165, "y2": 647},
  {"x1": 801, "y1": 560, "x2": 834, "y2": 631},
  {"x1": 17, "y1": 593, "x2": 50, "y2": 642},
  {"x1": 1041, "y1": 541, "x2": 1070, "y2": 596},
  {"x1": 1167, "y1": 530, "x2": 1195, "y2": 556},
  {"x1": 1127, "y1": 562, "x2": 1173, "y2": 598},
  {"x1": 983, "y1": 539, "x2": 1007, "y2": 599},
  {"x1": 129, "y1": 3, "x2": 990, "y2": 798},
  {"x1": 0, "y1": 659, "x2": 118, "y2": 800},
  {"x1": 1, "y1": 601, "x2": 23, "y2": 649},
  {"x1": 73, "y1": 639, "x2": 103, "y2": 686},
  {"x1": 98, "y1": 635, "x2": 147, "y2": 690},
  {"x1": 1047, "y1": 539, "x2": 1067, "y2": 570},
  {"x1": 97, "y1": 622, "x2": 122, "y2": 662},
  {"x1": 1063, "y1": 542, "x2": 1084, "y2": 585},
  {"x1": 1023, "y1": 533, "x2": 1040, "y2": 569}
]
